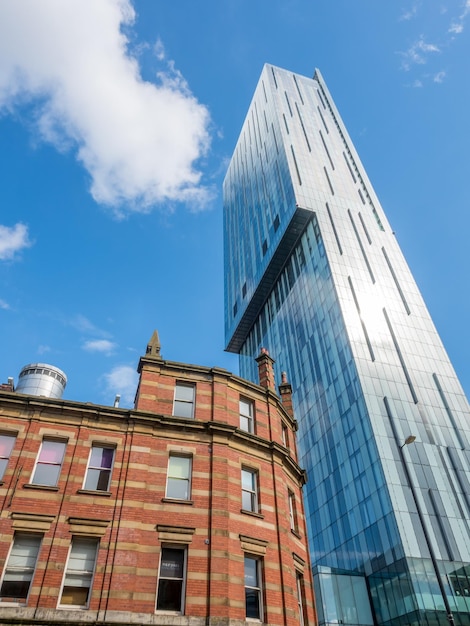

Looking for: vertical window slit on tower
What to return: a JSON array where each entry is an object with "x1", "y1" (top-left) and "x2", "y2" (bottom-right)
[
  {"x1": 358, "y1": 189, "x2": 366, "y2": 205},
  {"x1": 291, "y1": 145, "x2": 302, "y2": 185},
  {"x1": 382, "y1": 247, "x2": 411, "y2": 315},
  {"x1": 284, "y1": 91, "x2": 293, "y2": 117},
  {"x1": 372, "y1": 207, "x2": 385, "y2": 232},
  {"x1": 263, "y1": 110, "x2": 269, "y2": 133},
  {"x1": 427, "y1": 489, "x2": 456, "y2": 561},
  {"x1": 295, "y1": 103, "x2": 311, "y2": 152},
  {"x1": 325, "y1": 203, "x2": 343, "y2": 254},
  {"x1": 254, "y1": 103, "x2": 263, "y2": 149},
  {"x1": 347, "y1": 210, "x2": 375, "y2": 283},
  {"x1": 316, "y1": 88, "x2": 326, "y2": 109},
  {"x1": 272, "y1": 124, "x2": 279, "y2": 154},
  {"x1": 319, "y1": 130, "x2": 334, "y2": 169},
  {"x1": 271, "y1": 67, "x2": 278, "y2": 89},
  {"x1": 262, "y1": 80, "x2": 268, "y2": 103},
  {"x1": 358, "y1": 213, "x2": 372, "y2": 244},
  {"x1": 283, "y1": 114, "x2": 290, "y2": 134},
  {"x1": 348, "y1": 276, "x2": 375, "y2": 361},
  {"x1": 432, "y1": 373, "x2": 466, "y2": 450},
  {"x1": 383, "y1": 308, "x2": 418, "y2": 404},
  {"x1": 317, "y1": 106, "x2": 329, "y2": 134},
  {"x1": 293, "y1": 74, "x2": 304, "y2": 104},
  {"x1": 343, "y1": 151, "x2": 356, "y2": 182},
  {"x1": 323, "y1": 167, "x2": 334, "y2": 195}
]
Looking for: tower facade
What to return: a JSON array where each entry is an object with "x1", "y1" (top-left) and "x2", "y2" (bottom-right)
[{"x1": 224, "y1": 64, "x2": 470, "y2": 626}]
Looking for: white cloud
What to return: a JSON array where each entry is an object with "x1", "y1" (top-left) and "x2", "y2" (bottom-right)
[
  {"x1": 399, "y1": 2, "x2": 420, "y2": 21},
  {"x1": 37, "y1": 344, "x2": 51, "y2": 355},
  {"x1": 0, "y1": 0, "x2": 212, "y2": 215},
  {"x1": 102, "y1": 364, "x2": 138, "y2": 407},
  {"x1": 69, "y1": 314, "x2": 111, "y2": 338},
  {"x1": 449, "y1": 22, "x2": 464, "y2": 33},
  {"x1": 0, "y1": 223, "x2": 31, "y2": 260},
  {"x1": 83, "y1": 339, "x2": 117, "y2": 354},
  {"x1": 400, "y1": 36, "x2": 440, "y2": 70},
  {"x1": 433, "y1": 70, "x2": 446, "y2": 83},
  {"x1": 0, "y1": 298, "x2": 10, "y2": 310}
]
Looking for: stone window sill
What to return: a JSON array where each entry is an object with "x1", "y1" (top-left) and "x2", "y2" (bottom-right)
[
  {"x1": 23, "y1": 483, "x2": 59, "y2": 491},
  {"x1": 240, "y1": 508, "x2": 264, "y2": 519},
  {"x1": 161, "y1": 497, "x2": 194, "y2": 505},
  {"x1": 77, "y1": 489, "x2": 112, "y2": 497}
]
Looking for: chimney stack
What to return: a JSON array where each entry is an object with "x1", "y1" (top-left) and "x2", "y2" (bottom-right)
[
  {"x1": 278, "y1": 371, "x2": 294, "y2": 418},
  {"x1": 256, "y1": 348, "x2": 276, "y2": 391}
]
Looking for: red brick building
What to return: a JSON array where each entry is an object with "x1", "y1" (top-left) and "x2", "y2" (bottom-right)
[{"x1": 0, "y1": 332, "x2": 316, "y2": 626}]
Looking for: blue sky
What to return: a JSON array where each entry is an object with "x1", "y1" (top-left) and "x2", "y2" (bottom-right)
[{"x1": 0, "y1": 0, "x2": 469, "y2": 407}]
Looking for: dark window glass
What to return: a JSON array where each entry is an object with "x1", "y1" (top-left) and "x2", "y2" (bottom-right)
[
  {"x1": 156, "y1": 547, "x2": 185, "y2": 612},
  {"x1": 244, "y1": 556, "x2": 262, "y2": 619}
]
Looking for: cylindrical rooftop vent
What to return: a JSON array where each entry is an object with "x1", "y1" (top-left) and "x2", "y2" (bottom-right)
[{"x1": 16, "y1": 363, "x2": 67, "y2": 399}]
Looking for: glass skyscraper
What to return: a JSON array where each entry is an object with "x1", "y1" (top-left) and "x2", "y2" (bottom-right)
[{"x1": 223, "y1": 64, "x2": 470, "y2": 626}]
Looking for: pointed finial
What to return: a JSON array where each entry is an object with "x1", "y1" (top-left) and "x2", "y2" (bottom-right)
[{"x1": 146, "y1": 330, "x2": 162, "y2": 360}]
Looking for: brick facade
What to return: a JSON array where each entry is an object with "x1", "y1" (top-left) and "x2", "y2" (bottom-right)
[{"x1": 0, "y1": 335, "x2": 315, "y2": 626}]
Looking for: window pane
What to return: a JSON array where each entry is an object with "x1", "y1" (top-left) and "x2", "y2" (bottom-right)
[
  {"x1": 160, "y1": 548, "x2": 184, "y2": 578},
  {"x1": 245, "y1": 588, "x2": 261, "y2": 619},
  {"x1": 84, "y1": 468, "x2": 111, "y2": 491},
  {"x1": 39, "y1": 440, "x2": 65, "y2": 463},
  {"x1": 89, "y1": 446, "x2": 114, "y2": 469},
  {"x1": 167, "y1": 478, "x2": 189, "y2": 500},
  {"x1": 175, "y1": 384, "x2": 194, "y2": 402},
  {"x1": 60, "y1": 586, "x2": 90, "y2": 606},
  {"x1": 244, "y1": 557, "x2": 258, "y2": 586},
  {"x1": 157, "y1": 579, "x2": 183, "y2": 611},
  {"x1": 0, "y1": 434, "x2": 15, "y2": 458},
  {"x1": 0, "y1": 459, "x2": 7, "y2": 480},
  {"x1": 169, "y1": 456, "x2": 190, "y2": 478},
  {"x1": 242, "y1": 469, "x2": 255, "y2": 490},
  {"x1": 32, "y1": 463, "x2": 61, "y2": 486},
  {"x1": 173, "y1": 400, "x2": 193, "y2": 419}
]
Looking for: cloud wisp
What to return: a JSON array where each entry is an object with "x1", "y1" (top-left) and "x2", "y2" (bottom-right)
[
  {"x1": 0, "y1": 0, "x2": 212, "y2": 216},
  {"x1": 0, "y1": 223, "x2": 31, "y2": 260},
  {"x1": 83, "y1": 339, "x2": 117, "y2": 355},
  {"x1": 101, "y1": 364, "x2": 138, "y2": 407},
  {"x1": 400, "y1": 36, "x2": 440, "y2": 71}
]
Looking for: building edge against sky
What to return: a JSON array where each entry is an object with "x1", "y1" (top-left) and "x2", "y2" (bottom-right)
[{"x1": 223, "y1": 64, "x2": 470, "y2": 626}]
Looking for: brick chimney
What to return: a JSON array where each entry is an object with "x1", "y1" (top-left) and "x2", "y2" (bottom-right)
[
  {"x1": 256, "y1": 348, "x2": 276, "y2": 391},
  {"x1": 278, "y1": 371, "x2": 294, "y2": 419}
]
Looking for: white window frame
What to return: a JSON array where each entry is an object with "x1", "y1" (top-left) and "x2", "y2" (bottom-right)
[
  {"x1": 239, "y1": 397, "x2": 254, "y2": 433},
  {"x1": 165, "y1": 454, "x2": 192, "y2": 500},
  {"x1": 281, "y1": 423, "x2": 289, "y2": 448},
  {"x1": 0, "y1": 433, "x2": 16, "y2": 481},
  {"x1": 31, "y1": 438, "x2": 67, "y2": 487},
  {"x1": 156, "y1": 545, "x2": 187, "y2": 614},
  {"x1": 173, "y1": 383, "x2": 196, "y2": 419},
  {"x1": 0, "y1": 533, "x2": 42, "y2": 605},
  {"x1": 296, "y1": 572, "x2": 305, "y2": 626},
  {"x1": 241, "y1": 467, "x2": 259, "y2": 513},
  {"x1": 83, "y1": 445, "x2": 115, "y2": 492},
  {"x1": 288, "y1": 490, "x2": 298, "y2": 532},
  {"x1": 58, "y1": 537, "x2": 99, "y2": 609},
  {"x1": 244, "y1": 555, "x2": 263, "y2": 621}
]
